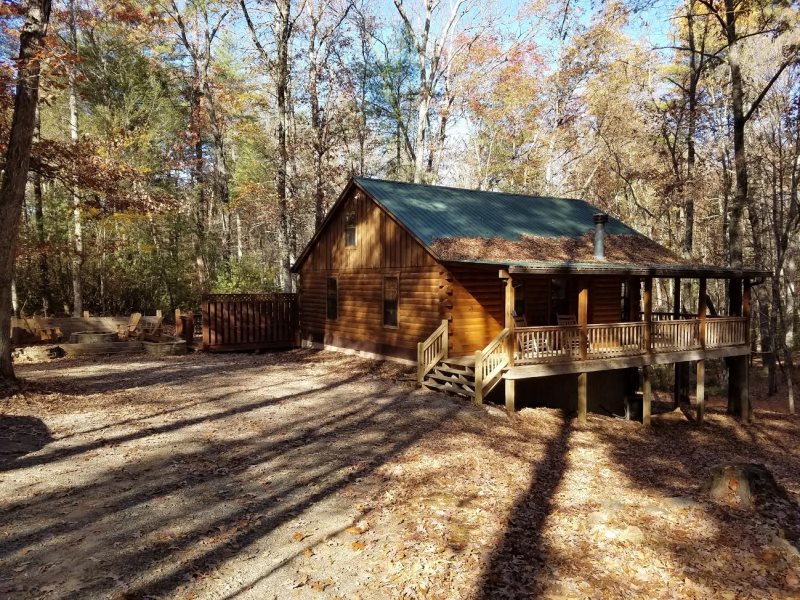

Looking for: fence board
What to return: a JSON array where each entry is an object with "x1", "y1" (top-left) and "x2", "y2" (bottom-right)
[{"x1": 201, "y1": 293, "x2": 298, "y2": 352}]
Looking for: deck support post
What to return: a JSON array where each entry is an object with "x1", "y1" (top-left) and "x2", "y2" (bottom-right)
[
  {"x1": 505, "y1": 378, "x2": 515, "y2": 413},
  {"x1": 696, "y1": 278, "x2": 707, "y2": 424},
  {"x1": 696, "y1": 359, "x2": 705, "y2": 423},
  {"x1": 577, "y1": 372, "x2": 587, "y2": 424},
  {"x1": 642, "y1": 366, "x2": 652, "y2": 426},
  {"x1": 726, "y1": 278, "x2": 750, "y2": 421}
]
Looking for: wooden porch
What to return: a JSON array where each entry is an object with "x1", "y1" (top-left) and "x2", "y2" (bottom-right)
[{"x1": 417, "y1": 270, "x2": 754, "y2": 426}]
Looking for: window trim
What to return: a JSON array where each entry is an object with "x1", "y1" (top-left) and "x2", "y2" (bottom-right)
[
  {"x1": 344, "y1": 210, "x2": 357, "y2": 248},
  {"x1": 382, "y1": 274, "x2": 400, "y2": 329},
  {"x1": 326, "y1": 276, "x2": 338, "y2": 321}
]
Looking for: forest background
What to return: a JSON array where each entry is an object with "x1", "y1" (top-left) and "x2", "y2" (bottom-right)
[{"x1": 1, "y1": 0, "x2": 798, "y2": 392}]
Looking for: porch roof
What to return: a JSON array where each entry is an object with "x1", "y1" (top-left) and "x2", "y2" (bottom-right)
[{"x1": 442, "y1": 259, "x2": 768, "y2": 279}]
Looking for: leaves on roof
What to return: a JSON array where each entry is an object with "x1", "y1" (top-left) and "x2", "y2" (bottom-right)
[{"x1": 430, "y1": 232, "x2": 689, "y2": 266}]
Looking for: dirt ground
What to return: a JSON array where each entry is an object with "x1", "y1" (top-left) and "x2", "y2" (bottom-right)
[{"x1": 1, "y1": 350, "x2": 799, "y2": 600}]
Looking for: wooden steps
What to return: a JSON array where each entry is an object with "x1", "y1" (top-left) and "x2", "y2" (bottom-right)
[{"x1": 421, "y1": 360, "x2": 477, "y2": 399}]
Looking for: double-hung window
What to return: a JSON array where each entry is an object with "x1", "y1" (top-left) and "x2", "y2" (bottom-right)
[
  {"x1": 326, "y1": 277, "x2": 338, "y2": 320},
  {"x1": 383, "y1": 276, "x2": 399, "y2": 328}
]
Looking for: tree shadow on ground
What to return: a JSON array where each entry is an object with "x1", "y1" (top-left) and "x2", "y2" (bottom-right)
[
  {"x1": 591, "y1": 405, "x2": 800, "y2": 595},
  {"x1": 0, "y1": 415, "x2": 53, "y2": 470},
  {"x1": 0, "y1": 353, "x2": 458, "y2": 599},
  {"x1": 476, "y1": 414, "x2": 572, "y2": 599}
]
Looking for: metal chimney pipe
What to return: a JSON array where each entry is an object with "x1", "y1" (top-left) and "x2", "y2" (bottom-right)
[{"x1": 593, "y1": 213, "x2": 609, "y2": 260}]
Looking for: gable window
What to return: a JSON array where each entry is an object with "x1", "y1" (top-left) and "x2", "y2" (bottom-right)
[
  {"x1": 345, "y1": 210, "x2": 356, "y2": 247},
  {"x1": 326, "y1": 277, "x2": 338, "y2": 320},
  {"x1": 383, "y1": 275, "x2": 399, "y2": 327}
]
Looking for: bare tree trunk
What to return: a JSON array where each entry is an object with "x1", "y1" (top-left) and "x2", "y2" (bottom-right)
[
  {"x1": 33, "y1": 107, "x2": 50, "y2": 315},
  {"x1": 275, "y1": 0, "x2": 294, "y2": 292},
  {"x1": 0, "y1": 0, "x2": 52, "y2": 380},
  {"x1": 68, "y1": 0, "x2": 83, "y2": 316},
  {"x1": 309, "y1": 11, "x2": 325, "y2": 230},
  {"x1": 190, "y1": 85, "x2": 208, "y2": 292}
]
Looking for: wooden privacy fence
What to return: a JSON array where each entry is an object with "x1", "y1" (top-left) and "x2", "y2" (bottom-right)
[{"x1": 201, "y1": 293, "x2": 298, "y2": 352}]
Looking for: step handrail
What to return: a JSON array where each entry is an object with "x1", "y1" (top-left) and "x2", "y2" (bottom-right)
[
  {"x1": 417, "y1": 320, "x2": 449, "y2": 383},
  {"x1": 474, "y1": 328, "x2": 510, "y2": 403}
]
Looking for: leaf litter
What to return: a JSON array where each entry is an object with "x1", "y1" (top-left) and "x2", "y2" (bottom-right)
[{"x1": 0, "y1": 350, "x2": 798, "y2": 599}]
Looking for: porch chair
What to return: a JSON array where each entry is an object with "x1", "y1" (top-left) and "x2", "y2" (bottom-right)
[
  {"x1": 556, "y1": 314, "x2": 581, "y2": 356},
  {"x1": 139, "y1": 315, "x2": 164, "y2": 341},
  {"x1": 117, "y1": 312, "x2": 143, "y2": 340},
  {"x1": 556, "y1": 314, "x2": 577, "y2": 326}
]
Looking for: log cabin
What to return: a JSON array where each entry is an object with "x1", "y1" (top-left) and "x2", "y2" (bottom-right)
[{"x1": 291, "y1": 177, "x2": 767, "y2": 422}]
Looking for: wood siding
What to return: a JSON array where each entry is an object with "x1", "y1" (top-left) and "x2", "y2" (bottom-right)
[
  {"x1": 590, "y1": 277, "x2": 624, "y2": 323},
  {"x1": 303, "y1": 188, "x2": 436, "y2": 272},
  {"x1": 298, "y1": 187, "x2": 443, "y2": 359},
  {"x1": 447, "y1": 265, "x2": 504, "y2": 356}
]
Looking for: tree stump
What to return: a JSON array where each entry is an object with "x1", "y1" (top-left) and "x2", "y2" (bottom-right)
[{"x1": 703, "y1": 463, "x2": 782, "y2": 509}]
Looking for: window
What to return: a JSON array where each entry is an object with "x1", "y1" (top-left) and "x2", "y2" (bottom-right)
[
  {"x1": 345, "y1": 210, "x2": 356, "y2": 247},
  {"x1": 383, "y1": 275, "x2": 399, "y2": 327},
  {"x1": 326, "y1": 277, "x2": 338, "y2": 320},
  {"x1": 513, "y1": 282, "x2": 525, "y2": 318},
  {"x1": 549, "y1": 278, "x2": 569, "y2": 324},
  {"x1": 620, "y1": 280, "x2": 630, "y2": 321}
]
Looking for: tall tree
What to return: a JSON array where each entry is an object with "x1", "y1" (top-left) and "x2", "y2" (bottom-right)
[
  {"x1": 66, "y1": 0, "x2": 84, "y2": 316},
  {"x1": 164, "y1": 0, "x2": 233, "y2": 292},
  {"x1": 0, "y1": 0, "x2": 53, "y2": 380},
  {"x1": 691, "y1": 0, "x2": 799, "y2": 267},
  {"x1": 241, "y1": 0, "x2": 303, "y2": 292},
  {"x1": 391, "y1": 0, "x2": 478, "y2": 183}
]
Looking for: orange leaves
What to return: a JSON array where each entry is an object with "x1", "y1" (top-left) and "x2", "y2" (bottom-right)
[{"x1": 291, "y1": 531, "x2": 307, "y2": 542}]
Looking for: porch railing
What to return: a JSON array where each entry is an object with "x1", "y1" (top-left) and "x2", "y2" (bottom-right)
[
  {"x1": 515, "y1": 316, "x2": 747, "y2": 365},
  {"x1": 474, "y1": 328, "x2": 511, "y2": 403},
  {"x1": 417, "y1": 320, "x2": 448, "y2": 383},
  {"x1": 516, "y1": 325, "x2": 581, "y2": 362},
  {"x1": 587, "y1": 322, "x2": 646, "y2": 358},
  {"x1": 651, "y1": 319, "x2": 701, "y2": 352},
  {"x1": 706, "y1": 316, "x2": 747, "y2": 348}
]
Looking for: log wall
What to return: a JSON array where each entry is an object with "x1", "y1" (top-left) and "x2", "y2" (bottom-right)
[
  {"x1": 446, "y1": 265, "x2": 504, "y2": 356},
  {"x1": 297, "y1": 187, "x2": 444, "y2": 360}
]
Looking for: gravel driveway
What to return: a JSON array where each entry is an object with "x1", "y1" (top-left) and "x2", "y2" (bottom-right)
[{"x1": 2, "y1": 350, "x2": 799, "y2": 599}]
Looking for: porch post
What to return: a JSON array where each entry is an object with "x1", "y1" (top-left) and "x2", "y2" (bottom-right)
[
  {"x1": 502, "y1": 270, "x2": 516, "y2": 413},
  {"x1": 578, "y1": 372, "x2": 587, "y2": 425},
  {"x1": 698, "y1": 277, "x2": 707, "y2": 349},
  {"x1": 673, "y1": 277, "x2": 682, "y2": 408},
  {"x1": 643, "y1": 277, "x2": 652, "y2": 353},
  {"x1": 578, "y1": 279, "x2": 589, "y2": 360},
  {"x1": 503, "y1": 271, "x2": 515, "y2": 364}
]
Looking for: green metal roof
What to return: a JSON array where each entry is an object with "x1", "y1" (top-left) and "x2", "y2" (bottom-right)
[{"x1": 355, "y1": 177, "x2": 641, "y2": 244}]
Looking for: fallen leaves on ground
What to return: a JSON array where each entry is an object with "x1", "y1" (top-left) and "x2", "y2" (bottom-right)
[{"x1": 1, "y1": 350, "x2": 799, "y2": 599}]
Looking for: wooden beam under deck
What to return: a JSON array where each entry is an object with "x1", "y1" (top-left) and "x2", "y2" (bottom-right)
[{"x1": 504, "y1": 345, "x2": 749, "y2": 380}]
